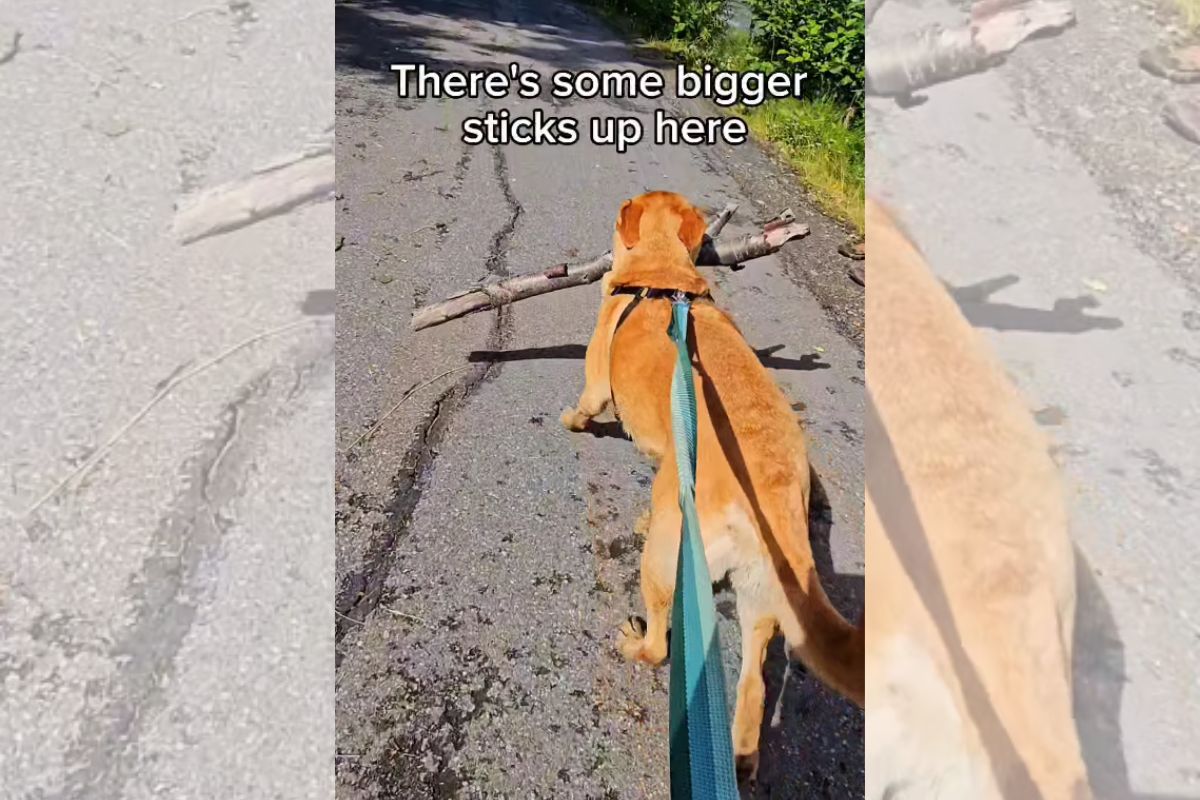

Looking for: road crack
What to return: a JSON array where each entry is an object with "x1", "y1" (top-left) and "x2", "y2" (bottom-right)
[
  {"x1": 51, "y1": 337, "x2": 332, "y2": 800},
  {"x1": 335, "y1": 142, "x2": 523, "y2": 648}
]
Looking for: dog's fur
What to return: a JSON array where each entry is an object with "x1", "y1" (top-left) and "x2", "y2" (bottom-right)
[
  {"x1": 865, "y1": 197, "x2": 1091, "y2": 799},
  {"x1": 561, "y1": 191, "x2": 863, "y2": 780}
]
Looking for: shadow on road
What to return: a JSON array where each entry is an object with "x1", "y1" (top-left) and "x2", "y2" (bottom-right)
[
  {"x1": 469, "y1": 343, "x2": 833, "y2": 371},
  {"x1": 1071, "y1": 548, "x2": 1196, "y2": 800},
  {"x1": 755, "y1": 344, "x2": 833, "y2": 372},
  {"x1": 338, "y1": 0, "x2": 644, "y2": 84},
  {"x1": 945, "y1": 275, "x2": 1123, "y2": 334},
  {"x1": 580, "y1": 420, "x2": 632, "y2": 441},
  {"x1": 751, "y1": 467, "x2": 864, "y2": 796},
  {"x1": 469, "y1": 343, "x2": 587, "y2": 361},
  {"x1": 1074, "y1": 546, "x2": 1133, "y2": 798}
]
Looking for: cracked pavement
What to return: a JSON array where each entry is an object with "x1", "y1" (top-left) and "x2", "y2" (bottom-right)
[
  {"x1": 334, "y1": 0, "x2": 865, "y2": 797},
  {"x1": 1, "y1": 1, "x2": 333, "y2": 797}
]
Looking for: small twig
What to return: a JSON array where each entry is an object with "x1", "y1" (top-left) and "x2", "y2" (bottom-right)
[
  {"x1": 49, "y1": 52, "x2": 117, "y2": 93},
  {"x1": 175, "y1": 5, "x2": 226, "y2": 23},
  {"x1": 382, "y1": 607, "x2": 426, "y2": 624},
  {"x1": 98, "y1": 226, "x2": 133, "y2": 252},
  {"x1": 25, "y1": 318, "x2": 322, "y2": 518},
  {"x1": 335, "y1": 609, "x2": 365, "y2": 626},
  {"x1": 343, "y1": 366, "x2": 474, "y2": 453}
]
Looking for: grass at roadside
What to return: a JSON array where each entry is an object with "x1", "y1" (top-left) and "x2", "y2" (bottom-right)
[
  {"x1": 1178, "y1": 0, "x2": 1200, "y2": 32},
  {"x1": 742, "y1": 98, "x2": 865, "y2": 232},
  {"x1": 639, "y1": 34, "x2": 864, "y2": 233},
  {"x1": 587, "y1": 10, "x2": 865, "y2": 233}
]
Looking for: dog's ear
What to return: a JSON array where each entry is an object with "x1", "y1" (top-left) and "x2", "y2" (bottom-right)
[
  {"x1": 616, "y1": 198, "x2": 644, "y2": 249},
  {"x1": 677, "y1": 206, "x2": 707, "y2": 253}
]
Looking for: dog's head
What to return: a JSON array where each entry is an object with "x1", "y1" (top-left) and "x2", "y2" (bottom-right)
[{"x1": 607, "y1": 191, "x2": 710, "y2": 296}]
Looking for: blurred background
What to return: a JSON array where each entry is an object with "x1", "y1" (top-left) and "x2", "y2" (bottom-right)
[
  {"x1": 868, "y1": 0, "x2": 1200, "y2": 796},
  {"x1": 1, "y1": 1, "x2": 333, "y2": 797}
]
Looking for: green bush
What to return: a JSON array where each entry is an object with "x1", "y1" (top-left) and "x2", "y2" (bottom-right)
[
  {"x1": 591, "y1": 0, "x2": 864, "y2": 112},
  {"x1": 594, "y1": 0, "x2": 675, "y2": 38},
  {"x1": 746, "y1": 0, "x2": 865, "y2": 110},
  {"x1": 585, "y1": 0, "x2": 865, "y2": 229},
  {"x1": 671, "y1": 0, "x2": 730, "y2": 52},
  {"x1": 594, "y1": 0, "x2": 729, "y2": 50}
]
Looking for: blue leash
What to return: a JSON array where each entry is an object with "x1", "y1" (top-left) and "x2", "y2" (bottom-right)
[{"x1": 666, "y1": 296, "x2": 739, "y2": 800}]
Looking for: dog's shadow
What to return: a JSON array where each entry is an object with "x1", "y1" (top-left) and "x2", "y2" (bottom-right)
[
  {"x1": 580, "y1": 419, "x2": 630, "y2": 441},
  {"x1": 1069, "y1": 547, "x2": 1192, "y2": 800},
  {"x1": 469, "y1": 343, "x2": 831, "y2": 373},
  {"x1": 1073, "y1": 546, "x2": 1131, "y2": 798},
  {"x1": 469, "y1": 343, "x2": 830, "y2": 445}
]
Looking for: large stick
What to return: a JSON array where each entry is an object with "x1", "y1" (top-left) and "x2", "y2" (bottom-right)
[
  {"x1": 866, "y1": 0, "x2": 1074, "y2": 98},
  {"x1": 173, "y1": 127, "x2": 334, "y2": 244},
  {"x1": 410, "y1": 209, "x2": 809, "y2": 332},
  {"x1": 705, "y1": 202, "x2": 738, "y2": 238}
]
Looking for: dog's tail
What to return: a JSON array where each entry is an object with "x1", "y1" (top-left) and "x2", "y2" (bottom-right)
[
  {"x1": 787, "y1": 568, "x2": 864, "y2": 707},
  {"x1": 765, "y1": 488, "x2": 865, "y2": 707}
]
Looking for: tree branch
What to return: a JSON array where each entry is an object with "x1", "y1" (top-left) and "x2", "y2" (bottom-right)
[
  {"x1": 409, "y1": 207, "x2": 808, "y2": 332},
  {"x1": 865, "y1": 0, "x2": 1074, "y2": 98}
]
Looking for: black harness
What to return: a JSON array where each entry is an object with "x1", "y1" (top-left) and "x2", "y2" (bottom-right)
[
  {"x1": 607, "y1": 285, "x2": 710, "y2": 416},
  {"x1": 610, "y1": 285, "x2": 709, "y2": 335}
]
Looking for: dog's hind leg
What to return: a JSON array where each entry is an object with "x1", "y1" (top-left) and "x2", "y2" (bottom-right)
[
  {"x1": 618, "y1": 465, "x2": 679, "y2": 665},
  {"x1": 731, "y1": 584, "x2": 777, "y2": 785}
]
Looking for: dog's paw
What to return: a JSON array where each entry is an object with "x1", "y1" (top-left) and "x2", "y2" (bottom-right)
[
  {"x1": 735, "y1": 751, "x2": 760, "y2": 786},
  {"x1": 616, "y1": 615, "x2": 648, "y2": 662},
  {"x1": 560, "y1": 406, "x2": 589, "y2": 432},
  {"x1": 633, "y1": 508, "x2": 651, "y2": 537}
]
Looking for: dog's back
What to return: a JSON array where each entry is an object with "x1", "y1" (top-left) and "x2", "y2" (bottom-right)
[
  {"x1": 865, "y1": 198, "x2": 1090, "y2": 799},
  {"x1": 610, "y1": 280, "x2": 864, "y2": 704},
  {"x1": 568, "y1": 190, "x2": 863, "y2": 778}
]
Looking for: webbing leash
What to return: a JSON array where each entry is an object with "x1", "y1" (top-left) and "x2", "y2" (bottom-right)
[{"x1": 666, "y1": 296, "x2": 739, "y2": 800}]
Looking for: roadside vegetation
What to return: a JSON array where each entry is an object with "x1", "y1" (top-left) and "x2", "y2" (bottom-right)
[
  {"x1": 589, "y1": 0, "x2": 865, "y2": 232},
  {"x1": 1180, "y1": 0, "x2": 1200, "y2": 32}
]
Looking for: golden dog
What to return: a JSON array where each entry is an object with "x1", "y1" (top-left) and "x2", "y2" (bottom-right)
[
  {"x1": 865, "y1": 197, "x2": 1091, "y2": 799},
  {"x1": 561, "y1": 191, "x2": 863, "y2": 780}
]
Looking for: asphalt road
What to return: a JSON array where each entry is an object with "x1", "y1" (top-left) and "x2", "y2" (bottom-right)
[
  {"x1": 1, "y1": 1, "x2": 333, "y2": 798},
  {"x1": 333, "y1": 0, "x2": 865, "y2": 797},
  {"x1": 869, "y1": 0, "x2": 1200, "y2": 797}
]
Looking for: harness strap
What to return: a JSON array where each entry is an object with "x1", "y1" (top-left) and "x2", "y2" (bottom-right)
[{"x1": 612, "y1": 287, "x2": 649, "y2": 338}]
